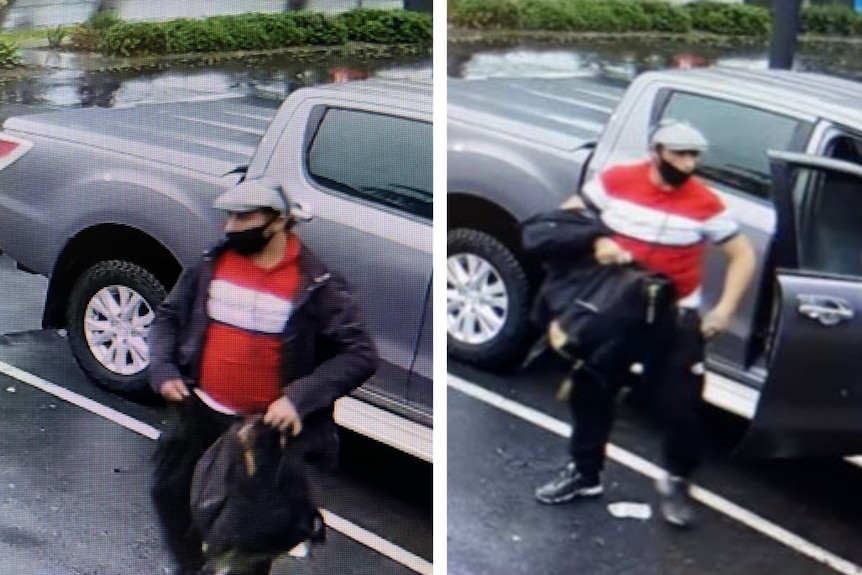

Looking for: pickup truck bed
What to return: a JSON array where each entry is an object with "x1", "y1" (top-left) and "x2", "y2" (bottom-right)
[
  {"x1": 5, "y1": 96, "x2": 279, "y2": 177},
  {"x1": 449, "y1": 76, "x2": 623, "y2": 153}
]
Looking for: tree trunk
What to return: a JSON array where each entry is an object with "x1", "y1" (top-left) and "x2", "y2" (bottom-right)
[
  {"x1": 94, "y1": 0, "x2": 120, "y2": 16},
  {"x1": 769, "y1": 0, "x2": 803, "y2": 70},
  {"x1": 284, "y1": 0, "x2": 310, "y2": 11}
]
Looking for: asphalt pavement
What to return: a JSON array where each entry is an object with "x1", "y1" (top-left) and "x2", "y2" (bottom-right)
[
  {"x1": 0, "y1": 256, "x2": 432, "y2": 575},
  {"x1": 448, "y1": 359, "x2": 862, "y2": 575}
]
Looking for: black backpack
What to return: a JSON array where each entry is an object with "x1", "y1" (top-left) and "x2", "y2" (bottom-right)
[
  {"x1": 190, "y1": 419, "x2": 324, "y2": 558},
  {"x1": 521, "y1": 208, "x2": 675, "y2": 372},
  {"x1": 548, "y1": 263, "x2": 675, "y2": 372}
]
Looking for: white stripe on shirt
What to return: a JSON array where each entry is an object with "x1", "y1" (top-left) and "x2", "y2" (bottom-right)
[
  {"x1": 585, "y1": 178, "x2": 740, "y2": 246},
  {"x1": 207, "y1": 279, "x2": 293, "y2": 334}
]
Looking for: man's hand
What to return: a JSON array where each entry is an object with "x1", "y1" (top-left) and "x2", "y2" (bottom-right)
[
  {"x1": 263, "y1": 396, "x2": 302, "y2": 436},
  {"x1": 701, "y1": 307, "x2": 732, "y2": 339},
  {"x1": 594, "y1": 237, "x2": 632, "y2": 265},
  {"x1": 159, "y1": 378, "x2": 189, "y2": 402}
]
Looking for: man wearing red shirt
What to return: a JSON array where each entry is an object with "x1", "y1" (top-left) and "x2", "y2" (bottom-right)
[
  {"x1": 149, "y1": 179, "x2": 377, "y2": 574},
  {"x1": 535, "y1": 121, "x2": 756, "y2": 527}
]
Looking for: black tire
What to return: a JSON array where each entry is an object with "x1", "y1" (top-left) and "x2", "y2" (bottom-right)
[
  {"x1": 447, "y1": 228, "x2": 533, "y2": 369},
  {"x1": 66, "y1": 260, "x2": 167, "y2": 395}
]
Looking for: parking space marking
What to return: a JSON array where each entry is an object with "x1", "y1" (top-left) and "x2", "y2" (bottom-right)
[
  {"x1": 0, "y1": 359, "x2": 432, "y2": 574},
  {"x1": 449, "y1": 373, "x2": 862, "y2": 575},
  {"x1": 0, "y1": 359, "x2": 161, "y2": 440},
  {"x1": 322, "y1": 510, "x2": 432, "y2": 575}
]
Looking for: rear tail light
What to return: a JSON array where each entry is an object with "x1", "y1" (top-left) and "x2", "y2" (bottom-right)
[{"x1": 0, "y1": 134, "x2": 32, "y2": 171}]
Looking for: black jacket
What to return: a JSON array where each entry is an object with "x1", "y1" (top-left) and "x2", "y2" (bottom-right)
[{"x1": 149, "y1": 239, "x2": 379, "y2": 463}]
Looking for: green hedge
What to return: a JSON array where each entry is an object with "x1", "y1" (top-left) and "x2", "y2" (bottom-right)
[
  {"x1": 450, "y1": 0, "x2": 862, "y2": 38},
  {"x1": 685, "y1": 2, "x2": 768, "y2": 36},
  {"x1": 86, "y1": 9, "x2": 430, "y2": 57},
  {"x1": 339, "y1": 9, "x2": 432, "y2": 44},
  {"x1": 800, "y1": 5, "x2": 862, "y2": 36},
  {"x1": 0, "y1": 38, "x2": 19, "y2": 67}
]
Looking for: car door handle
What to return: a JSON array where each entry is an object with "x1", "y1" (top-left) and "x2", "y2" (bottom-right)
[{"x1": 797, "y1": 296, "x2": 855, "y2": 326}]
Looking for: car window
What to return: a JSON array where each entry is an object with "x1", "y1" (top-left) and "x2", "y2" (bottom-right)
[
  {"x1": 795, "y1": 167, "x2": 862, "y2": 277},
  {"x1": 660, "y1": 93, "x2": 804, "y2": 200},
  {"x1": 307, "y1": 107, "x2": 432, "y2": 220}
]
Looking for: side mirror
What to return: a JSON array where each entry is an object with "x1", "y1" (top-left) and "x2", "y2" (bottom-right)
[{"x1": 292, "y1": 201, "x2": 313, "y2": 222}]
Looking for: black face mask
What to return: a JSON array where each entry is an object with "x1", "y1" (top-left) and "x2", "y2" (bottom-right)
[
  {"x1": 225, "y1": 218, "x2": 276, "y2": 255},
  {"x1": 657, "y1": 157, "x2": 694, "y2": 188}
]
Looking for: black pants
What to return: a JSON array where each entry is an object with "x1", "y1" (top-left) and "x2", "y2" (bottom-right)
[
  {"x1": 150, "y1": 394, "x2": 272, "y2": 575},
  {"x1": 569, "y1": 308, "x2": 706, "y2": 479}
]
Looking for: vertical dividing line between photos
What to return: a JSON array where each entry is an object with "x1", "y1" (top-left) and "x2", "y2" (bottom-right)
[{"x1": 432, "y1": 3, "x2": 448, "y2": 572}]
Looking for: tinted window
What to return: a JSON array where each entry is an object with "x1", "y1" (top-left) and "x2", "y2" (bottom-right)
[
  {"x1": 307, "y1": 108, "x2": 432, "y2": 219},
  {"x1": 661, "y1": 93, "x2": 803, "y2": 200},
  {"x1": 796, "y1": 168, "x2": 862, "y2": 277}
]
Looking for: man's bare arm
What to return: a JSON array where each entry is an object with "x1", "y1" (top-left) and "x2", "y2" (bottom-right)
[{"x1": 702, "y1": 234, "x2": 757, "y2": 338}]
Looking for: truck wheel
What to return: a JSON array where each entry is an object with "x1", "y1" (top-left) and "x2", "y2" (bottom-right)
[
  {"x1": 448, "y1": 228, "x2": 532, "y2": 368},
  {"x1": 66, "y1": 260, "x2": 166, "y2": 395}
]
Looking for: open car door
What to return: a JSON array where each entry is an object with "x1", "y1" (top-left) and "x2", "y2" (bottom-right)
[{"x1": 737, "y1": 150, "x2": 862, "y2": 458}]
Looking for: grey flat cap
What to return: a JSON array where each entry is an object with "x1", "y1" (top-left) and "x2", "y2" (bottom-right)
[
  {"x1": 214, "y1": 179, "x2": 311, "y2": 221},
  {"x1": 650, "y1": 120, "x2": 708, "y2": 152}
]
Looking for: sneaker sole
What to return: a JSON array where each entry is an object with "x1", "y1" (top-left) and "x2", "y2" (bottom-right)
[{"x1": 535, "y1": 485, "x2": 603, "y2": 505}]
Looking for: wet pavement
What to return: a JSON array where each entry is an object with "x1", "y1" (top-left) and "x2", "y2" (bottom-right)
[
  {"x1": 448, "y1": 359, "x2": 862, "y2": 575},
  {"x1": 447, "y1": 39, "x2": 862, "y2": 84},
  {"x1": 0, "y1": 49, "x2": 431, "y2": 117}
]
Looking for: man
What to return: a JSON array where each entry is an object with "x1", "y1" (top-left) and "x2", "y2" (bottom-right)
[
  {"x1": 534, "y1": 120, "x2": 756, "y2": 527},
  {"x1": 149, "y1": 179, "x2": 378, "y2": 574}
]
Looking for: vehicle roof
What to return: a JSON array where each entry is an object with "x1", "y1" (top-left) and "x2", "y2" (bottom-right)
[
  {"x1": 302, "y1": 76, "x2": 432, "y2": 119},
  {"x1": 648, "y1": 67, "x2": 862, "y2": 126}
]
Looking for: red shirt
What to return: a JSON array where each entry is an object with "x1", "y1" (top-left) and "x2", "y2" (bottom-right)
[
  {"x1": 199, "y1": 237, "x2": 301, "y2": 414},
  {"x1": 582, "y1": 162, "x2": 738, "y2": 306}
]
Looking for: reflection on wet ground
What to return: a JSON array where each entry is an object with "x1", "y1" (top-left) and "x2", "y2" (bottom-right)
[
  {"x1": 0, "y1": 51, "x2": 430, "y2": 114},
  {"x1": 448, "y1": 38, "x2": 862, "y2": 84}
]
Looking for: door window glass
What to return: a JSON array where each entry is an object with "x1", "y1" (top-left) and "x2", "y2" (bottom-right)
[
  {"x1": 661, "y1": 93, "x2": 804, "y2": 200},
  {"x1": 307, "y1": 107, "x2": 432, "y2": 219},
  {"x1": 795, "y1": 157, "x2": 862, "y2": 277}
]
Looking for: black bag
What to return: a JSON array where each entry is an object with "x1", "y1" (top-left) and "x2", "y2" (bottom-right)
[
  {"x1": 521, "y1": 208, "x2": 676, "y2": 372},
  {"x1": 547, "y1": 263, "x2": 675, "y2": 372},
  {"x1": 190, "y1": 418, "x2": 323, "y2": 558},
  {"x1": 521, "y1": 208, "x2": 608, "y2": 262}
]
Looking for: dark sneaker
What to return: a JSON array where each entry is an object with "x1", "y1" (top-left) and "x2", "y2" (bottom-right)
[
  {"x1": 656, "y1": 474, "x2": 695, "y2": 527},
  {"x1": 535, "y1": 462, "x2": 603, "y2": 504}
]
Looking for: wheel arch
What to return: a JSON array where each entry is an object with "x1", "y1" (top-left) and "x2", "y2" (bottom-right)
[
  {"x1": 447, "y1": 192, "x2": 542, "y2": 286},
  {"x1": 43, "y1": 224, "x2": 182, "y2": 328}
]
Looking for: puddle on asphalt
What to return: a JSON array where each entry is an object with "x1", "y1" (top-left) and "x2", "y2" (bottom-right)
[
  {"x1": 448, "y1": 39, "x2": 862, "y2": 84},
  {"x1": 0, "y1": 51, "x2": 431, "y2": 110}
]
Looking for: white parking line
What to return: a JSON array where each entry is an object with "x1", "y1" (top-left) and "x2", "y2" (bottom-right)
[
  {"x1": 0, "y1": 359, "x2": 432, "y2": 575},
  {"x1": 448, "y1": 373, "x2": 862, "y2": 575},
  {"x1": 322, "y1": 510, "x2": 432, "y2": 575},
  {"x1": 0, "y1": 360, "x2": 161, "y2": 440}
]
